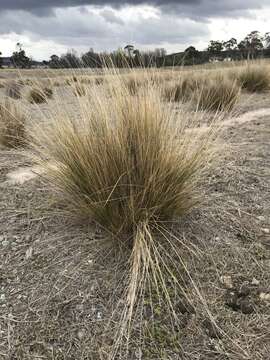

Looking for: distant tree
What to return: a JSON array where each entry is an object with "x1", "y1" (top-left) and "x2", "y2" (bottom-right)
[
  {"x1": 10, "y1": 44, "x2": 31, "y2": 68},
  {"x1": 60, "y1": 49, "x2": 81, "y2": 68},
  {"x1": 124, "y1": 44, "x2": 134, "y2": 58},
  {"x1": 0, "y1": 51, "x2": 2, "y2": 68},
  {"x1": 184, "y1": 46, "x2": 200, "y2": 64},
  {"x1": 207, "y1": 40, "x2": 224, "y2": 57},
  {"x1": 238, "y1": 31, "x2": 263, "y2": 58},
  {"x1": 264, "y1": 32, "x2": 270, "y2": 48},
  {"x1": 224, "y1": 38, "x2": 237, "y2": 51},
  {"x1": 48, "y1": 55, "x2": 60, "y2": 68}
]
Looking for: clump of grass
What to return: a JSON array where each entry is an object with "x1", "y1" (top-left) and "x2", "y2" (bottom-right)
[
  {"x1": 0, "y1": 99, "x2": 26, "y2": 148},
  {"x1": 195, "y1": 77, "x2": 240, "y2": 112},
  {"x1": 66, "y1": 76, "x2": 78, "y2": 86},
  {"x1": 43, "y1": 87, "x2": 53, "y2": 99},
  {"x1": 95, "y1": 76, "x2": 104, "y2": 85},
  {"x1": 236, "y1": 65, "x2": 270, "y2": 92},
  {"x1": 164, "y1": 77, "x2": 195, "y2": 102},
  {"x1": 5, "y1": 82, "x2": 21, "y2": 99},
  {"x1": 30, "y1": 74, "x2": 219, "y2": 355},
  {"x1": 73, "y1": 83, "x2": 86, "y2": 97},
  {"x1": 28, "y1": 87, "x2": 53, "y2": 104},
  {"x1": 125, "y1": 77, "x2": 143, "y2": 95}
]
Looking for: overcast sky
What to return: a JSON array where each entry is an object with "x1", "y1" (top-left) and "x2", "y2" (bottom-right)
[{"x1": 0, "y1": 0, "x2": 269, "y2": 60}]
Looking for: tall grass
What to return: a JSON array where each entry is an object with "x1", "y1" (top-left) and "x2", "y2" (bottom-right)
[
  {"x1": 29, "y1": 71, "x2": 220, "y2": 356},
  {"x1": 236, "y1": 65, "x2": 270, "y2": 92},
  {"x1": 0, "y1": 99, "x2": 26, "y2": 148},
  {"x1": 5, "y1": 82, "x2": 21, "y2": 99},
  {"x1": 195, "y1": 76, "x2": 241, "y2": 111}
]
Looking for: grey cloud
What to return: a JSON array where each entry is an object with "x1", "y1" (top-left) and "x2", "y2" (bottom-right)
[
  {"x1": 0, "y1": 0, "x2": 269, "y2": 19},
  {"x1": 0, "y1": 6, "x2": 208, "y2": 52}
]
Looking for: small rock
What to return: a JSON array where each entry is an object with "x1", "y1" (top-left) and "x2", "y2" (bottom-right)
[
  {"x1": 239, "y1": 283, "x2": 251, "y2": 297},
  {"x1": 0, "y1": 294, "x2": 5, "y2": 302},
  {"x1": 2, "y1": 240, "x2": 9, "y2": 247},
  {"x1": 261, "y1": 228, "x2": 270, "y2": 234},
  {"x1": 239, "y1": 299, "x2": 254, "y2": 314},
  {"x1": 225, "y1": 291, "x2": 239, "y2": 311},
  {"x1": 257, "y1": 216, "x2": 265, "y2": 221},
  {"x1": 77, "y1": 330, "x2": 85, "y2": 340},
  {"x1": 25, "y1": 247, "x2": 33, "y2": 259},
  {"x1": 220, "y1": 275, "x2": 233, "y2": 289},
  {"x1": 97, "y1": 311, "x2": 102, "y2": 320},
  {"x1": 259, "y1": 292, "x2": 270, "y2": 302},
  {"x1": 251, "y1": 278, "x2": 260, "y2": 286},
  {"x1": 175, "y1": 299, "x2": 195, "y2": 314}
]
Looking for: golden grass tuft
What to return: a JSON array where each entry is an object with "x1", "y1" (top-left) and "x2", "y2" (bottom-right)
[
  {"x1": 30, "y1": 72, "x2": 220, "y2": 356},
  {"x1": 0, "y1": 99, "x2": 26, "y2": 148},
  {"x1": 72, "y1": 83, "x2": 86, "y2": 96},
  {"x1": 236, "y1": 65, "x2": 270, "y2": 92},
  {"x1": 5, "y1": 82, "x2": 22, "y2": 99},
  {"x1": 28, "y1": 87, "x2": 53, "y2": 104},
  {"x1": 163, "y1": 77, "x2": 195, "y2": 102},
  {"x1": 195, "y1": 76, "x2": 241, "y2": 112}
]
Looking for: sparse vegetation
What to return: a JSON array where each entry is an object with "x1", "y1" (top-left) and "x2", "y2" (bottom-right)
[{"x1": 0, "y1": 99, "x2": 26, "y2": 147}]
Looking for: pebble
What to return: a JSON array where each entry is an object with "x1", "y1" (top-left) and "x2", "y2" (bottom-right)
[
  {"x1": 220, "y1": 275, "x2": 233, "y2": 289},
  {"x1": 261, "y1": 228, "x2": 270, "y2": 234},
  {"x1": 251, "y1": 278, "x2": 260, "y2": 286},
  {"x1": 259, "y1": 292, "x2": 270, "y2": 301},
  {"x1": 77, "y1": 330, "x2": 85, "y2": 340},
  {"x1": 2, "y1": 240, "x2": 9, "y2": 247}
]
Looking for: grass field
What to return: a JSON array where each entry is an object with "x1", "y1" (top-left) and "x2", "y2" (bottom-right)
[{"x1": 0, "y1": 61, "x2": 270, "y2": 360}]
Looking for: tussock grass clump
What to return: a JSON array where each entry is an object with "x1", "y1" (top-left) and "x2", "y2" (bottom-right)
[
  {"x1": 237, "y1": 65, "x2": 270, "y2": 92},
  {"x1": 5, "y1": 82, "x2": 21, "y2": 99},
  {"x1": 164, "y1": 77, "x2": 195, "y2": 102},
  {"x1": 0, "y1": 99, "x2": 26, "y2": 148},
  {"x1": 195, "y1": 77, "x2": 240, "y2": 112},
  {"x1": 30, "y1": 74, "x2": 219, "y2": 355},
  {"x1": 72, "y1": 83, "x2": 86, "y2": 97},
  {"x1": 28, "y1": 88, "x2": 51, "y2": 104}
]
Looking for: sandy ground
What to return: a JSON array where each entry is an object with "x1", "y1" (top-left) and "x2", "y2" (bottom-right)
[{"x1": 0, "y1": 74, "x2": 270, "y2": 359}]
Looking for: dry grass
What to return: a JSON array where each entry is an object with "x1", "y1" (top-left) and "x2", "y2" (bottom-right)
[
  {"x1": 195, "y1": 76, "x2": 241, "y2": 112},
  {"x1": 72, "y1": 83, "x2": 86, "y2": 96},
  {"x1": 29, "y1": 71, "x2": 220, "y2": 356},
  {"x1": 0, "y1": 98, "x2": 26, "y2": 147},
  {"x1": 163, "y1": 77, "x2": 195, "y2": 102},
  {"x1": 5, "y1": 81, "x2": 21, "y2": 99},
  {"x1": 28, "y1": 87, "x2": 53, "y2": 104},
  {"x1": 236, "y1": 65, "x2": 270, "y2": 92}
]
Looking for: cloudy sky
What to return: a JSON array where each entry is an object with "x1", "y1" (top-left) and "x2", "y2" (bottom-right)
[{"x1": 0, "y1": 0, "x2": 269, "y2": 60}]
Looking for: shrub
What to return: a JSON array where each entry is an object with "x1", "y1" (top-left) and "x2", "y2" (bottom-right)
[
  {"x1": 5, "y1": 82, "x2": 21, "y2": 99},
  {"x1": 0, "y1": 99, "x2": 26, "y2": 148},
  {"x1": 195, "y1": 77, "x2": 240, "y2": 112},
  {"x1": 28, "y1": 87, "x2": 53, "y2": 104},
  {"x1": 237, "y1": 65, "x2": 270, "y2": 92}
]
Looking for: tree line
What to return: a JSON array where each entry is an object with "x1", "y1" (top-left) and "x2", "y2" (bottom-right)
[{"x1": 1, "y1": 31, "x2": 269, "y2": 69}]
